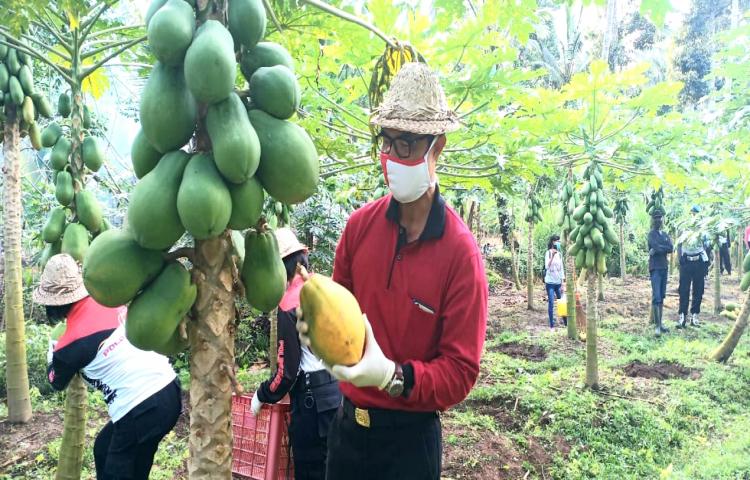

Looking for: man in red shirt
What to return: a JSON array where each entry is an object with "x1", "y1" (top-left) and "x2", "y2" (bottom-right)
[{"x1": 298, "y1": 62, "x2": 488, "y2": 479}]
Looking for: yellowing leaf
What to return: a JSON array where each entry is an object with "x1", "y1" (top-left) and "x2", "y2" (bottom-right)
[
  {"x1": 82, "y1": 66, "x2": 110, "y2": 99},
  {"x1": 659, "y1": 463, "x2": 673, "y2": 479},
  {"x1": 68, "y1": 11, "x2": 79, "y2": 30}
]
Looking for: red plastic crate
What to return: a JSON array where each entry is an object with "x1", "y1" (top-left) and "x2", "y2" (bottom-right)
[{"x1": 232, "y1": 394, "x2": 294, "y2": 480}]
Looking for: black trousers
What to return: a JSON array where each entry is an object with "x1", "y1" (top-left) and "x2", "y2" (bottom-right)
[
  {"x1": 720, "y1": 245, "x2": 732, "y2": 274},
  {"x1": 289, "y1": 370, "x2": 341, "y2": 480},
  {"x1": 678, "y1": 259, "x2": 707, "y2": 315},
  {"x1": 94, "y1": 379, "x2": 181, "y2": 480},
  {"x1": 326, "y1": 399, "x2": 442, "y2": 480}
]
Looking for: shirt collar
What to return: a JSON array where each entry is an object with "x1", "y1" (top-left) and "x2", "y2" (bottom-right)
[{"x1": 385, "y1": 185, "x2": 446, "y2": 241}]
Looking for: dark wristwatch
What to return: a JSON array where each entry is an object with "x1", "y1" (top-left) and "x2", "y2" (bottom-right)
[{"x1": 386, "y1": 363, "x2": 405, "y2": 397}]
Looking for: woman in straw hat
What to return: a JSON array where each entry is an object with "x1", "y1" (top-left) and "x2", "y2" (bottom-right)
[
  {"x1": 297, "y1": 62, "x2": 488, "y2": 479},
  {"x1": 34, "y1": 253, "x2": 181, "y2": 480},
  {"x1": 249, "y1": 228, "x2": 341, "y2": 479}
]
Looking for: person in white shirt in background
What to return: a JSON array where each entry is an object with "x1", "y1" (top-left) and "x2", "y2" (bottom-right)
[{"x1": 544, "y1": 235, "x2": 566, "y2": 329}]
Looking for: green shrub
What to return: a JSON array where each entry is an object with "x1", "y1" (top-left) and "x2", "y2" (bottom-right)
[{"x1": 0, "y1": 322, "x2": 56, "y2": 397}]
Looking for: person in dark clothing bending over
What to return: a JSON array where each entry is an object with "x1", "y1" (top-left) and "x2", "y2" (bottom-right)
[
  {"x1": 251, "y1": 228, "x2": 341, "y2": 480},
  {"x1": 297, "y1": 63, "x2": 488, "y2": 480},
  {"x1": 647, "y1": 209, "x2": 673, "y2": 336},
  {"x1": 34, "y1": 254, "x2": 181, "y2": 480},
  {"x1": 676, "y1": 206, "x2": 709, "y2": 328},
  {"x1": 718, "y1": 231, "x2": 732, "y2": 275}
]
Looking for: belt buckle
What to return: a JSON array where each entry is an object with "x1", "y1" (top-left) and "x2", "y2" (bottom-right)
[{"x1": 354, "y1": 407, "x2": 370, "y2": 428}]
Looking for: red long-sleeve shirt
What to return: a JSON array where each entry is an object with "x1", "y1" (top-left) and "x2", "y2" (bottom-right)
[{"x1": 333, "y1": 190, "x2": 487, "y2": 412}]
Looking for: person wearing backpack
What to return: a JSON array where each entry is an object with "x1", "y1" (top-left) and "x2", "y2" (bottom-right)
[{"x1": 543, "y1": 235, "x2": 565, "y2": 329}]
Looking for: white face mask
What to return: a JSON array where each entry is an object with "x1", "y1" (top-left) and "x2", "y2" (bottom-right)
[{"x1": 380, "y1": 138, "x2": 437, "y2": 204}]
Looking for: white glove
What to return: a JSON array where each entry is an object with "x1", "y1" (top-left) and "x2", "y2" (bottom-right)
[
  {"x1": 47, "y1": 339, "x2": 57, "y2": 365},
  {"x1": 251, "y1": 390, "x2": 263, "y2": 416},
  {"x1": 330, "y1": 315, "x2": 395, "y2": 390}
]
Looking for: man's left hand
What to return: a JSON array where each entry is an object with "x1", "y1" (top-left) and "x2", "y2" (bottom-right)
[
  {"x1": 46, "y1": 338, "x2": 57, "y2": 365},
  {"x1": 330, "y1": 315, "x2": 395, "y2": 390},
  {"x1": 251, "y1": 391, "x2": 263, "y2": 416}
]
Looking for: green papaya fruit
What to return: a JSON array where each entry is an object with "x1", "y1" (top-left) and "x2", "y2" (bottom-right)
[
  {"x1": 249, "y1": 65, "x2": 301, "y2": 120},
  {"x1": 184, "y1": 20, "x2": 236, "y2": 104},
  {"x1": 126, "y1": 261, "x2": 197, "y2": 352},
  {"x1": 0, "y1": 64, "x2": 8, "y2": 93},
  {"x1": 99, "y1": 218, "x2": 111, "y2": 233},
  {"x1": 42, "y1": 207, "x2": 67, "y2": 243},
  {"x1": 55, "y1": 171, "x2": 74, "y2": 206},
  {"x1": 589, "y1": 202, "x2": 598, "y2": 216},
  {"x1": 603, "y1": 225, "x2": 618, "y2": 245},
  {"x1": 585, "y1": 249, "x2": 595, "y2": 269},
  {"x1": 8, "y1": 76, "x2": 23, "y2": 105},
  {"x1": 743, "y1": 252, "x2": 750, "y2": 272},
  {"x1": 573, "y1": 204, "x2": 587, "y2": 222},
  {"x1": 61, "y1": 223, "x2": 89, "y2": 262},
  {"x1": 129, "y1": 150, "x2": 190, "y2": 249},
  {"x1": 228, "y1": 0, "x2": 266, "y2": 50},
  {"x1": 584, "y1": 235, "x2": 593, "y2": 250},
  {"x1": 83, "y1": 229, "x2": 165, "y2": 307},
  {"x1": 30, "y1": 93, "x2": 53, "y2": 118},
  {"x1": 145, "y1": 0, "x2": 169, "y2": 26},
  {"x1": 557, "y1": 210, "x2": 566, "y2": 227},
  {"x1": 155, "y1": 327, "x2": 189, "y2": 356},
  {"x1": 82, "y1": 136, "x2": 105, "y2": 172},
  {"x1": 140, "y1": 62, "x2": 197, "y2": 153},
  {"x1": 76, "y1": 190, "x2": 103, "y2": 233},
  {"x1": 21, "y1": 96, "x2": 34, "y2": 123},
  {"x1": 206, "y1": 92, "x2": 260, "y2": 183},
  {"x1": 240, "y1": 41, "x2": 295, "y2": 80},
  {"x1": 249, "y1": 109, "x2": 319, "y2": 204},
  {"x1": 58, "y1": 93, "x2": 71, "y2": 117},
  {"x1": 177, "y1": 152, "x2": 232, "y2": 239},
  {"x1": 567, "y1": 198, "x2": 575, "y2": 215},
  {"x1": 594, "y1": 208, "x2": 606, "y2": 226},
  {"x1": 725, "y1": 302, "x2": 741, "y2": 312},
  {"x1": 742, "y1": 272, "x2": 750, "y2": 292},
  {"x1": 570, "y1": 225, "x2": 580, "y2": 242},
  {"x1": 583, "y1": 212, "x2": 593, "y2": 225},
  {"x1": 39, "y1": 240, "x2": 61, "y2": 269},
  {"x1": 29, "y1": 121, "x2": 41, "y2": 150},
  {"x1": 0, "y1": 36, "x2": 6, "y2": 61},
  {"x1": 18, "y1": 65, "x2": 33, "y2": 95},
  {"x1": 575, "y1": 249, "x2": 586, "y2": 269},
  {"x1": 6, "y1": 49, "x2": 20, "y2": 75},
  {"x1": 228, "y1": 176, "x2": 264, "y2": 230},
  {"x1": 50, "y1": 136, "x2": 72, "y2": 171},
  {"x1": 41, "y1": 122, "x2": 63, "y2": 148},
  {"x1": 602, "y1": 205, "x2": 613, "y2": 218},
  {"x1": 241, "y1": 227, "x2": 287, "y2": 311},
  {"x1": 596, "y1": 250, "x2": 606, "y2": 274},
  {"x1": 83, "y1": 105, "x2": 91, "y2": 129},
  {"x1": 568, "y1": 243, "x2": 580, "y2": 257},
  {"x1": 130, "y1": 129, "x2": 162, "y2": 179},
  {"x1": 591, "y1": 229, "x2": 605, "y2": 250},
  {"x1": 147, "y1": 0, "x2": 195, "y2": 66}
]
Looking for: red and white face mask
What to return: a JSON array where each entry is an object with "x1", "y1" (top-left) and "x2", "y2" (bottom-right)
[{"x1": 380, "y1": 137, "x2": 437, "y2": 203}]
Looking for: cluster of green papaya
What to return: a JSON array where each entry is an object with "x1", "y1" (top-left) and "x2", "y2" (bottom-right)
[
  {"x1": 719, "y1": 302, "x2": 742, "y2": 321},
  {"x1": 568, "y1": 161, "x2": 618, "y2": 274},
  {"x1": 525, "y1": 195, "x2": 542, "y2": 223},
  {"x1": 557, "y1": 178, "x2": 579, "y2": 238},
  {"x1": 741, "y1": 252, "x2": 750, "y2": 292},
  {"x1": 646, "y1": 187, "x2": 664, "y2": 216},
  {"x1": 0, "y1": 35, "x2": 54, "y2": 147},
  {"x1": 84, "y1": 0, "x2": 318, "y2": 355},
  {"x1": 613, "y1": 197, "x2": 628, "y2": 224},
  {"x1": 40, "y1": 194, "x2": 109, "y2": 268}
]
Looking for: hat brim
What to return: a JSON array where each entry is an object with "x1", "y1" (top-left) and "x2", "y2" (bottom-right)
[
  {"x1": 279, "y1": 245, "x2": 308, "y2": 260},
  {"x1": 370, "y1": 115, "x2": 461, "y2": 136},
  {"x1": 32, "y1": 284, "x2": 88, "y2": 306}
]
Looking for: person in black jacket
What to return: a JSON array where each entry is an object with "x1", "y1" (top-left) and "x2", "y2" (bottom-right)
[
  {"x1": 647, "y1": 210, "x2": 673, "y2": 336},
  {"x1": 250, "y1": 228, "x2": 342, "y2": 480},
  {"x1": 719, "y1": 230, "x2": 732, "y2": 275}
]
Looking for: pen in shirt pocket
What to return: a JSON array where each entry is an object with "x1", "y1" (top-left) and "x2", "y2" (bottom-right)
[{"x1": 412, "y1": 298, "x2": 435, "y2": 315}]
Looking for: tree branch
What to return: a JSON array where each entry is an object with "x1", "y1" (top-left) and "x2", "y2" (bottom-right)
[
  {"x1": 299, "y1": 0, "x2": 398, "y2": 49},
  {"x1": 79, "y1": 2, "x2": 114, "y2": 43},
  {"x1": 0, "y1": 26, "x2": 72, "y2": 62},
  {"x1": 81, "y1": 36, "x2": 144, "y2": 60},
  {"x1": 0, "y1": 39, "x2": 73, "y2": 84},
  {"x1": 262, "y1": 0, "x2": 284, "y2": 33},
  {"x1": 30, "y1": 16, "x2": 73, "y2": 54},
  {"x1": 305, "y1": 80, "x2": 370, "y2": 127},
  {"x1": 440, "y1": 171, "x2": 498, "y2": 179},
  {"x1": 458, "y1": 101, "x2": 490, "y2": 119},
  {"x1": 321, "y1": 121, "x2": 371, "y2": 141},
  {"x1": 79, "y1": 35, "x2": 147, "y2": 79},
  {"x1": 87, "y1": 24, "x2": 143, "y2": 40},
  {"x1": 321, "y1": 162, "x2": 374, "y2": 178},
  {"x1": 593, "y1": 110, "x2": 641, "y2": 146},
  {"x1": 437, "y1": 162, "x2": 497, "y2": 172}
]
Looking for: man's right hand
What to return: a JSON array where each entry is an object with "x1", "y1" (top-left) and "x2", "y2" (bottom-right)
[{"x1": 47, "y1": 338, "x2": 57, "y2": 365}]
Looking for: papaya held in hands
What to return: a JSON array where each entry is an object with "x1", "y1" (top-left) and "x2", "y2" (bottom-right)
[{"x1": 297, "y1": 265, "x2": 365, "y2": 366}]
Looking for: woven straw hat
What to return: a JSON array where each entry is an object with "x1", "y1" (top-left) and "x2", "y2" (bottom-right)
[
  {"x1": 274, "y1": 228, "x2": 308, "y2": 259},
  {"x1": 370, "y1": 62, "x2": 460, "y2": 135},
  {"x1": 33, "y1": 254, "x2": 89, "y2": 306}
]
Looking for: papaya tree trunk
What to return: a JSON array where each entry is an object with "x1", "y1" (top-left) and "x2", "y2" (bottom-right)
[
  {"x1": 738, "y1": 227, "x2": 744, "y2": 281},
  {"x1": 711, "y1": 289, "x2": 750, "y2": 362},
  {"x1": 510, "y1": 234, "x2": 521, "y2": 290},
  {"x1": 619, "y1": 222, "x2": 626, "y2": 280},
  {"x1": 3, "y1": 107, "x2": 32, "y2": 423},
  {"x1": 597, "y1": 273, "x2": 605, "y2": 301},
  {"x1": 714, "y1": 244, "x2": 722, "y2": 314},
  {"x1": 565, "y1": 237, "x2": 578, "y2": 340},
  {"x1": 55, "y1": 375, "x2": 87, "y2": 480},
  {"x1": 585, "y1": 272, "x2": 599, "y2": 389},
  {"x1": 188, "y1": 234, "x2": 236, "y2": 479},
  {"x1": 527, "y1": 222, "x2": 534, "y2": 310}
]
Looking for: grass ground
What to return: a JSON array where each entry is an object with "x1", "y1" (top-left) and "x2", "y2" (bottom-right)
[{"x1": 1, "y1": 269, "x2": 749, "y2": 479}]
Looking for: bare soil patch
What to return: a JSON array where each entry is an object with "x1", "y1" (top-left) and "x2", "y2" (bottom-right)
[
  {"x1": 492, "y1": 341, "x2": 547, "y2": 361},
  {"x1": 623, "y1": 360, "x2": 701, "y2": 380}
]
